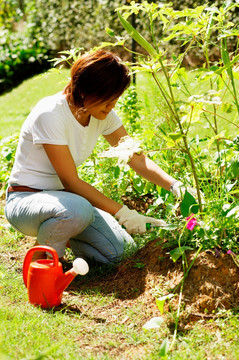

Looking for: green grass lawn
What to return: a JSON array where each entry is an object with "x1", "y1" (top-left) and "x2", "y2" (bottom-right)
[
  {"x1": 0, "y1": 69, "x2": 70, "y2": 138},
  {"x1": 0, "y1": 70, "x2": 239, "y2": 360}
]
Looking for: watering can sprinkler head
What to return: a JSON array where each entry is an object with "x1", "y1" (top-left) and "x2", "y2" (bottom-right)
[
  {"x1": 23, "y1": 245, "x2": 89, "y2": 309},
  {"x1": 72, "y1": 258, "x2": 89, "y2": 275}
]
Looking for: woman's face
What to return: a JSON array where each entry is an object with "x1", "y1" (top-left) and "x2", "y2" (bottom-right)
[{"x1": 83, "y1": 97, "x2": 119, "y2": 120}]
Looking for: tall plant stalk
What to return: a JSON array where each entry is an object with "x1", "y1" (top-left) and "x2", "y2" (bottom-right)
[
  {"x1": 151, "y1": 69, "x2": 203, "y2": 212},
  {"x1": 116, "y1": 1, "x2": 239, "y2": 217}
]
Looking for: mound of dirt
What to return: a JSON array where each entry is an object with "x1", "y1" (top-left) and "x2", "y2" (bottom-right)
[{"x1": 75, "y1": 238, "x2": 239, "y2": 319}]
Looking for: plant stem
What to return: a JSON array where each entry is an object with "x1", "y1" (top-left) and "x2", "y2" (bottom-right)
[
  {"x1": 174, "y1": 245, "x2": 202, "y2": 294},
  {"x1": 151, "y1": 71, "x2": 177, "y2": 124},
  {"x1": 170, "y1": 246, "x2": 202, "y2": 352},
  {"x1": 202, "y1": 109, "x2": 239, "y2": 129},
  {"x1": 179, "y1": 125, "x2": 203, "y2": 213},
  {"x1": 152, "y1": 68, "x2": 203, "y2": 211},
  {"x1": 159, "y1": 57, "x2": 204, "y2": 211},
  {"x1": 170, "y1": 280, "x2": 183, "y2": 352}
]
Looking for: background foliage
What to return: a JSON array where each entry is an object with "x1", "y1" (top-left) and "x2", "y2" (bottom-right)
[{"x1": 1, "y1": 0, "x2": 239, "y2": 93}]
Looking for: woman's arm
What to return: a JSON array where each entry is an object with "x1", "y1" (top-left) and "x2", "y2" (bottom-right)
[
  {"x1": 43, "y1": 144, "x2": 122, "y2": 215},
  {"x1": 104, "y1": 126, "x2": 176, "y2": 190},
  {"x1": 129, "y1": 152, "x2": 175, "y2": 191}
]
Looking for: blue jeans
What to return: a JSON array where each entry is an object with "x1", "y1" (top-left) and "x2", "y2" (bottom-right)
[{"x1": 4, "y1": 191, "x2": 135, "y2": 263}]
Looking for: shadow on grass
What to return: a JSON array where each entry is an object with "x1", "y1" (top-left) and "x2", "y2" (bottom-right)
[{"x1": 43, "y1": 302, "x2": 107, "y2": 323}]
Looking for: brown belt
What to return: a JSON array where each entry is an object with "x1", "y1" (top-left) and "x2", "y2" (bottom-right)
[
  {"x1": 8, "y1": 186, "x2": 43, "y2": 193},
  {"x1": 7, "y1": 186, "x2": 68, "y2": 193}
]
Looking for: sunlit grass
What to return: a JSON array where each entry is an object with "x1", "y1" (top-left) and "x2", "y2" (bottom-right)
[{"x1": 0, "y1": 69, "x2": 70, "y2": 138}]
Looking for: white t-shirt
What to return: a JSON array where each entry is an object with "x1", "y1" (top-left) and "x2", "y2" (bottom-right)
[{"x1": 9, "y1": 92, "x2": 122, "y2": 190}]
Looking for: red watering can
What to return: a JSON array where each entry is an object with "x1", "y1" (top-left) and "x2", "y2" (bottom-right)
[{"x1": 23, "y1": 245, "x2": 89, "y2": 309}]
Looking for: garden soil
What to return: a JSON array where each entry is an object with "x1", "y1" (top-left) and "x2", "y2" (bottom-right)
[
  {"x1": 73, "y1": 239, "x2": 239, "y2": 322},
  {"x1": 70, "y1": 195, "x2": 239, "y2": 322}
]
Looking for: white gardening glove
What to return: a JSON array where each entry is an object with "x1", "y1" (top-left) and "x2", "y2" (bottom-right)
[
  {"x1": 115, "y1": 205, "x2": 167, "y2": 234},
  {"x1": 170, "y1": 180, "x2": 205, "y2": 203}
]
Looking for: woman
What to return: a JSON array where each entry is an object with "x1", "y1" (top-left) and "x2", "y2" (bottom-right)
[{"x1": 4, "y1": 49, "x2": 183, "y2": 264}]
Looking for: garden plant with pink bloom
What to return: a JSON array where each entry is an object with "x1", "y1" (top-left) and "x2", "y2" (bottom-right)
[{"x1": 186, "y1": 215, "x2": 197, "y2": 231}]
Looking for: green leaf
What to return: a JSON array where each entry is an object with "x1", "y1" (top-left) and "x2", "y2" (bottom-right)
[
  {"x1": 105, "y1": 27, "x2": 115, "y2": 37},
  {"x1": 114, "y1": 166, "x2": 120, "y2": 178},
  {"x1": 159, "y1": 12, "x2": 169, "y2": 30},
  {"x1": 170, "y1": 246, "x2": 193, "y2": 262},
  {"x1": 168, "y1": 132, "x2": 182, "y2": 141},
  {"x1": 159, "y1": 338, "x2": 170, "y2": 357},
  {"x1": 221, "y1": 38, "x2": 233, "y2": 79},
  {"x1": 228, "y1": 158, "x2": 239, "y2": 178},
  {"x1": 117, "y1": 11, "x2": 158, "y2": 57},
  {"x1": 159, "y1": 224, "x2": 178, "y2": 230},
  {"x1": 132, "y1": 175, "x2": 145, "y2": 193},
  {"x1": 142, "y1": 316, "x2": 164, "y2": 330},
  {"x1": 216, "y1": 53, "x2": 239, "y2": 76},
  {"x1": 221, "y1": 102, "x2": 233, "y2": 113},
  {"x1": 156, "y1": 294, "x2": 175, "y2": 314},
  {"x1": 180, "y1": 191, "x2": 199, "y2": 217},
  {"x1": 207, "y1": 132, "x2": 225, "y2": 150}
]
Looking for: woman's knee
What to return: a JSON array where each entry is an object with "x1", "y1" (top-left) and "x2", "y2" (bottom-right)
[{"x1": 106, "y1": 237, "x2": 136, "y2": 263}]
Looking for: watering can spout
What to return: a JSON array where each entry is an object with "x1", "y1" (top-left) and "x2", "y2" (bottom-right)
[
  {"x1": 55, "y1": 268, "x2": 77, "y2": 296},
  {"x1": 55, "y1": 258, "x2": 89, "y2": 296}
]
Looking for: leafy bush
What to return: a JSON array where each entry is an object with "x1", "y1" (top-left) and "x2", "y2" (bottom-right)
[
  {"x1": 2, "y1": 0, "x2": 239, "y2": 94},
  {"x1": 24, "y1": 0, "x2": 124, "y2": 52},
  {"x1": 0, "y1": 29, "x2": 50, "y2": 94},
  {"x1": 0, "y1": 0, "x2": 23, "y2": 29}
]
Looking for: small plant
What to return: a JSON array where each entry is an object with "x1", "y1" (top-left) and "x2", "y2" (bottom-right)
[
  {"x1": 143, "y1": 214, "x2": 202, "y2": 354},
  {"x1": 0, "y1": 135, "x2": 18, "y2": 195},
  {"x1": 118, "y1": 85, "x2": 142, "y2": 133},
  {"x1": 133, "y1": 259, "x2": 145, "y2": 268}
]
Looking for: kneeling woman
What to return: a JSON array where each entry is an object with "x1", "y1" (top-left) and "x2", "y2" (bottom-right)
[{"x1": 5, "y1": 49, "x2": 178, "y2": 264}]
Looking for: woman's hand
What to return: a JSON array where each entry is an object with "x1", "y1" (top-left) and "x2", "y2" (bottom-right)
[
  {"x1": 115, "y1": 205, "x2": 167, "y2": 234},
  {"x1": 170, "y1": 180, "x2": 205, "y2": 203},
  {"x1": 170, "y1": 180, "x2": 194, "y2": 198}
]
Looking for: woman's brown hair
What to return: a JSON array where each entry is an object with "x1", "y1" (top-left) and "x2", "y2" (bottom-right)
[{"x1": 64, "y1": 49, "x2": 131, "y2": 107}]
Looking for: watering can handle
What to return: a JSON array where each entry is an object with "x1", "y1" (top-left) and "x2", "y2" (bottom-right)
[{"x1": 23, "y1": 245, "x2": 59, "y2": 287}]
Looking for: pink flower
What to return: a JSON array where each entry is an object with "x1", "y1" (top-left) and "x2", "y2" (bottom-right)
[
  {"x1": 227, "y1": 250, "x2": 232, "y2": 255},
  {"x1": 186, "y1": 214, "x2": 197, "y2": 231}
]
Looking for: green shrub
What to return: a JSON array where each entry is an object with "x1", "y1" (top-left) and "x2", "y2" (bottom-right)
[
  {"x1": 24, "y1": 0, "x2": 123, "y2": 52},
  {"x1": 0, "y1": 29, "x2": 50, "y2": 94}
]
